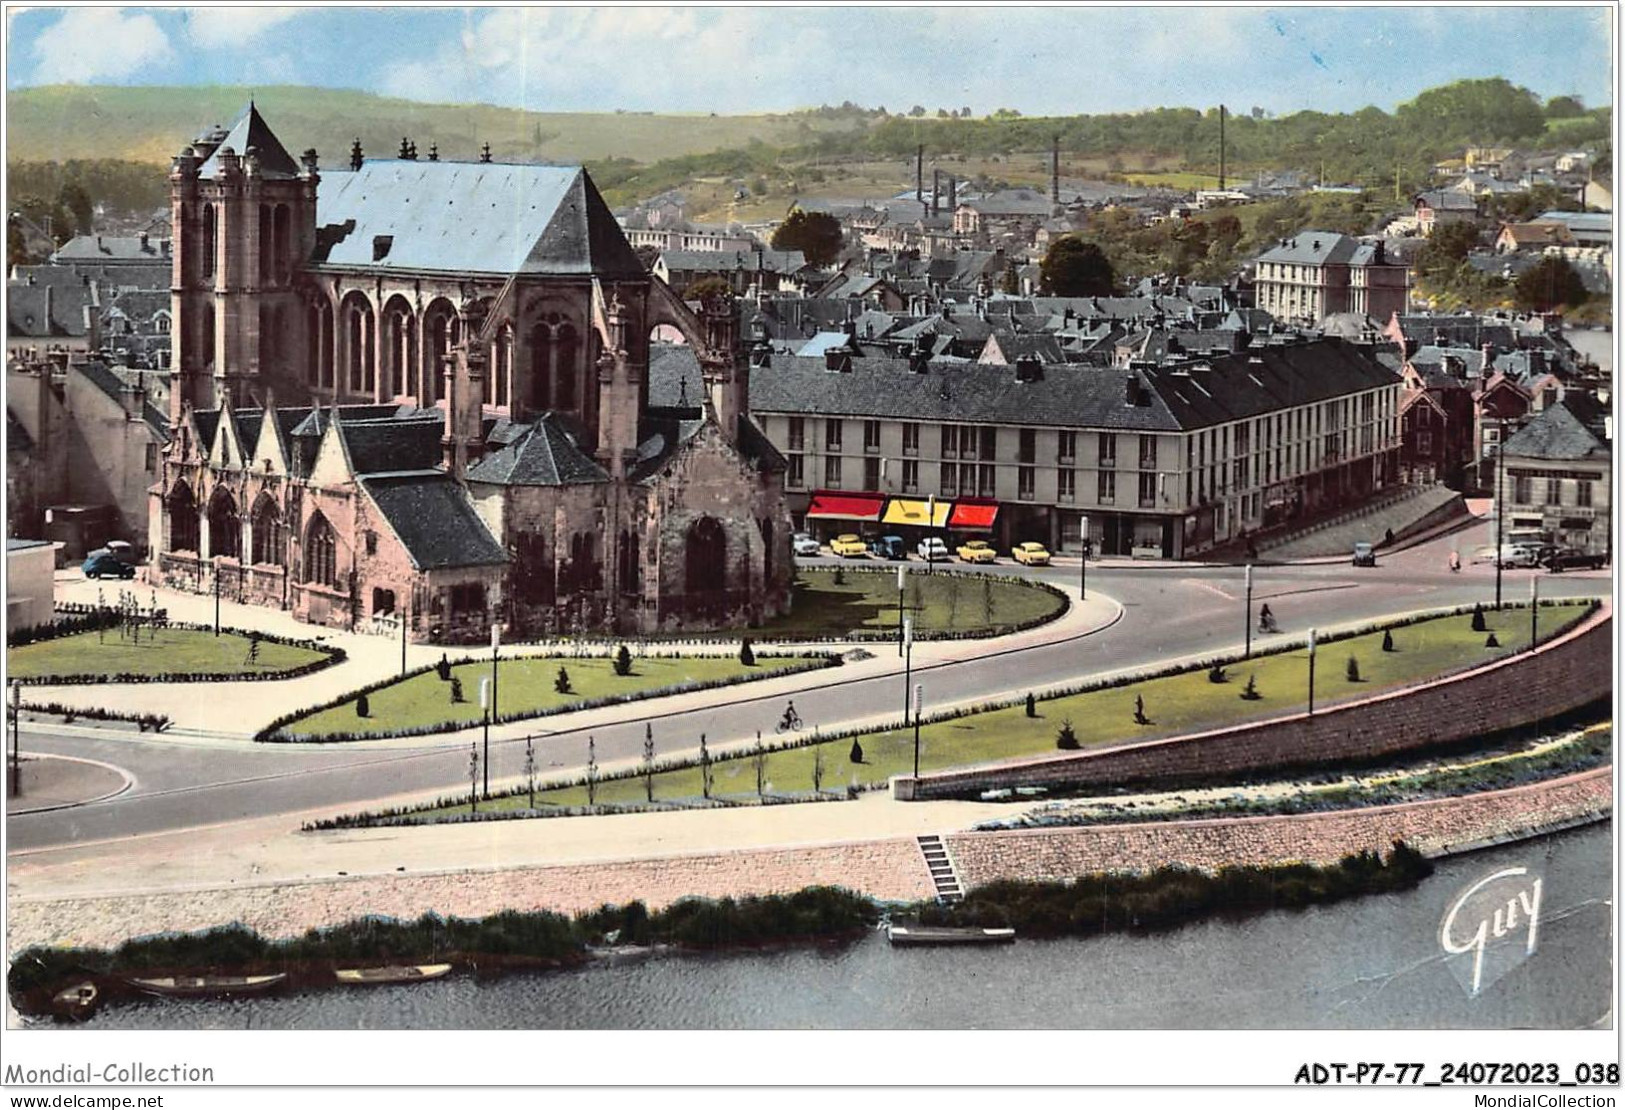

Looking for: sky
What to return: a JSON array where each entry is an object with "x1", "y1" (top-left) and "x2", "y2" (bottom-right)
[{"x1": 2, "y1": 5, "x2": 1615, "y2": 118}]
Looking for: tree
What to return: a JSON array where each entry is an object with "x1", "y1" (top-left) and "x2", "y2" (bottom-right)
[
  {"x1": 750, "y1": 176, "x2": 768, "y2": 196},
  {"x1": 58, "y1": 181, "x2": 93, "y2": 237},
  {"x1": 849, "y1": 739, "x2": 864, "y2": 764},
  {"x1": 643, "y1": 724, "x2": 655, "y2": 802},
  {"x1": 1471, "y1": 603, "x2": 1487, "y2": 632},
  {"x1": 1000, "y1": 261, "x2": 1020, "y2": 295},
  {"x1": 1240, "y1": 674, "x2": 1261, "y2": 700},
  {"x1": 1025, "y1": 692, "x2": 1037, "y2": 718},
  {"x1": 1382, "y1": 629, "x2": 1396, "y2": 653},
  {"x1": 436, "y1": 654, "x2": 452, "y2": 681},
  {"x1": 700, "y1": 734, "x2": 713, "y2": 799},
  {"x1": 632, "y1": 244, "x2": 661, "y2": 271},
  {"x1": 1545, "y1": 95, "x2": 1586, "y2": 119},
  {"x1": 1416, "y1": 220, "x2": 1481, "y2": 277},
  {"x1": 1346, "y1": 657, "x2": 1362, "y2": 682},
  {"x1": 1514, "y1": 256, "x2": 1590, "y2": 312},
  {"x1": 754, "y1": 740, "x2": 768, "y2": 800},
  {"x1": 555, "y1": 666, "x2": 573, "y2": 694},
  {"x1": 813, "y1": 744, "x2": 825, "y2": 793},
  {"x1": 1133, "y1": 694, "x2": 1150, "y2": 725},
  {"x1": 684, "y1": 275, "x2": 731, "y2": 300},
  {"x1": 1056, "y1": 719, "x2": 1079, "y2": 749},
  {"x1": 909, "y1": 105, "x2": 926, "y2": 117},
  {"x1": 771, "y1": 208, "x2": 844, "y2": 267},
  {"x1": 356, "y1": 693, "x2": 370, "y2": 718},
  {"x1": 450, "y1": 677, "x2": 465, "y2": 703},
  {"x1": 1397, "y1": 78, "x2": 1546, "y2": 144},
  {"x1": 1208, "y1": 664, "x2": 1228, "y2": 684},
  {"x1": 614, "y1": 644, "x2": 633, "y2": 676},
  {"x1": 1485, "y1": 632, "x2": 1500, "y2": 648},
  {"x1": 739, "y1": 638, "x2": 756, "y2": 666},
  {"x1": 1039, "y1": 237, "x2": 1115, "y2": 296}
]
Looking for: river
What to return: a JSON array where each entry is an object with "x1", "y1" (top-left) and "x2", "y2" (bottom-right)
[{"x1": 63, "y1": 821, "x2": 1612, "y2": 1030}]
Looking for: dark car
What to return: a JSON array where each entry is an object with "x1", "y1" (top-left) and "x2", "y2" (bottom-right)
[
  {"x1": 1352, "y1": 542, "x2": 1376, "y2": 567},
  {"x1": 82, "y1": 550, "x2": 135, "y2": 580},
  {"x1": 1541, "y1": 548, "x2": 1607, "y2": 573},
  {"x1": 868, "y1": 534, "x2": 907, "y2": 560}
]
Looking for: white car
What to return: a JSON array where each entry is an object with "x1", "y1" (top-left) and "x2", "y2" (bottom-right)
[
  {"x1": 791, "y1": 533, "x2": 821, "y2": 557},
  {"x1": 917, "y1": 537, "x2": 949, "y2": 562}
]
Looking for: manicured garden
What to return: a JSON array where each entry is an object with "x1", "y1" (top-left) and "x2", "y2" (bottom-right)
[
  {"x1": 489, "y1": 601, "x2": 1595, "y2": 813},
  {"x1": 5, "y1": 626, "x2": 332, "y2": 682},
  {"x1": 270, "y1": 651, "x2": 826, "y2": 741},
  {"x1": 753, "y1": 567, "x2": 1067, "y2": 640}
]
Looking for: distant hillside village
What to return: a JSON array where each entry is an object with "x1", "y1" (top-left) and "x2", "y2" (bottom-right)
[{"x1": 7, "y1": 115, "x2": 1613, "y2": 619}]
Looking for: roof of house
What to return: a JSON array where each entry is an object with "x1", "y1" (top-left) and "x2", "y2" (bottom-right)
[
  {"x1": 313, "y1": 160, "x2": 643, "y2": 278},
  {"x1": 339, "y1": 416, "x2": 445, "y2": 475},
  {"x1": 1416, "y1": 190, "x2": 1479, "y2": 212},
  {"x1": 1255, "y1": 231, "x2": 1362, "y2": 266},
  {"x1": 6, "y1": 538, "x2": 52, "y2": 552},
  {"x1": 465, "y1": 413, "x2": 608, "y2": 486},
  {"x1": 361, "y1": 474, "x2": 507, "y2": 570},
  {"x1": 1536, "y1": 211, "x2": 1613, "y2": 233},
  {"x1": 6, "y1": 283, "x2": 91, "y2": 338},
  {"x1": 659, "y1": 248, "x2": 806, "y2": 274},
  {"x1": 73, "y1": 360, "x2": 170, "y2": 441},
  {"x1": 1501, "y1": 397, "x2": 1610, "y2": 462},
  {"x1": 749, "y1": 337, "x2": 1397, "y2": 432},
  {"x1": 49, "y1": 234, "x2": 171, "y2": 265}
]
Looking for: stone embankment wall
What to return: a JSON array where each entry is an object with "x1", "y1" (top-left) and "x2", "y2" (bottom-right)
[
  {"x1": 896, "y1": 604, "x2": 1612, "y2": 800},
  {"x1": 9, "y1": 770, "x2": 1610, "y2": 953},
  {"x1": 944, "y1": 767, "x2": 1612, "y2": 887}
]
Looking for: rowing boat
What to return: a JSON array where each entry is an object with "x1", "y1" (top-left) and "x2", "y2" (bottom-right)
[
  {"x1": 334, "y1": 963, "x2": 453, "y2": 985},
  {"x1": 886, "y1": 924, "x2": 1016, "y2": 946},
  {"x1": 126, "y1": 974, "x2": 286, "y2": 997}
]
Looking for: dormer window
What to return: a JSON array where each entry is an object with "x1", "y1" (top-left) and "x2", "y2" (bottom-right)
[{"x1": 372, "y1": 235, "x2": 393, "y2": 261}]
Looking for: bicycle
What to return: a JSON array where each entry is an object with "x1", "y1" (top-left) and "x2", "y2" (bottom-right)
[{"x1": 775, "y1": 704, "x2": 803, "y2": 733}]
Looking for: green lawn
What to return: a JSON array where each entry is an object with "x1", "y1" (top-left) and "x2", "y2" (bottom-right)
[
  {"x1": 280, "y1": 654, "x2": 821, "y2": 740},
  {"x1": 754, "y1": 568, "x2": 1065, "y2": 639},
  {"x1": 515, "y1": 603, "x2": 1592, "y2": 810},
  {"x1": 6, "y1": 627, "x2": 329, "y2": 681}
]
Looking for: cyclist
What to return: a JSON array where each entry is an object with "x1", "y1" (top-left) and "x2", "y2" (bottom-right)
[{"x1": 1258, "y1": 603, "x2": 1277, "y2": 633}]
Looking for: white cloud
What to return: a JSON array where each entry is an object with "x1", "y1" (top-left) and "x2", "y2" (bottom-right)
[
  {"x1": 184, "y1": 8, "x2": 304, "y2": 49},
  {"x1": 30, "y1": 8, "x2": 173, "y2": 84}
]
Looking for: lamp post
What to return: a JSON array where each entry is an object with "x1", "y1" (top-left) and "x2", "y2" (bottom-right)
[
  {"x1": 1244, "y1": 564, "x2": 1254, "y2": 659},
  {"x1": 400, "y1": 596, "x2": 409, "y2": 676},
  {"x1": 9, "y1": 681, "x2": 20, "y2": 799},
  {"x1": 468, "y1": 741, "x2": 479, "y2": 815},
  {"x1": 912, "y1": 682, "x2": 924, "y2": 777},
  {"x1": 479, "y1": 676, "x2": 492, "y2": 800},
  {"x1": 897, "y1": 564, "x2": 907, "y2": 657},
  {"x1": 1529, "y1": 573, "x2": 1538, "y2": 651},
  {"x1": 926, "y1": 493, "x2": 939, "y2": 573},
  {"x1": 213, "y1": 555, "x2": 221, "y2": 636},
  {"x1": 901, "y1": 616, "x2": 914, "y2": 726},
  {"x1": 490, "y1": 622, "x2": 501, "y2": 726},
  {"x1": 1306, "y1": 627, "x2": 1317, "y2": 717},
  {"x1": 1079, "y1": 514, "x2": 1089, "y2": 602},
  {"x1": 1495, "y1": 416, "x2": 1506, "y2": 610}
]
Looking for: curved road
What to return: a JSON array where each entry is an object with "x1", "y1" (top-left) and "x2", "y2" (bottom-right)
[{"x1": 8, "y1": 528, "x2": 1610, "y2": 852}]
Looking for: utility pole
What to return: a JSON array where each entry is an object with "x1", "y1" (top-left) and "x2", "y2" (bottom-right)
[
  {"x1": 1306, "y1": 628, "x2": 1318, "y2": 717},
  {"x1": 1529, "y1": 574, "x2": 1538, "y2": 651},
  {"x1": 9, "y1": 681, "x2": 20, "y2": 799},
  {"x1": 901, "y1": 616, "x2": 914, "y2": 728},
  {"x1": 479, "y1": 676, "x2": 492, "y2": 799},
  {"x1": 1079, "y1": 514, "x2": 1089, "y2": 601},
  {"x1": 213, "y1": 556, "x2": 221, "y2": 635},
  {"x1": 400, "y1": 597, "x2": 409, "y2": 676},
  {"x1": 897, "y1": 565, "x2": 907, "y2": 657},
  {"x1": 912, "y1": 683, "x2": 924, "y2": 778}
]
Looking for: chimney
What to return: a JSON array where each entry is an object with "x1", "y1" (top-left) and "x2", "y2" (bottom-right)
[
  {"x1": 480, "y1": 142, "x2": 492, "y2": 164},
  {"x1": 428, "y1": 143, "x2": 439, "y2": 162},
  {"x1": 916, "y1": 144, "x2": 924, "y2": 204},
  {"x1": 350, "y1": 138, "x2": 363, "y2": 171},
  {"x1": 824, "y1": 349, "x2": 849, "y2": 373},
  {"x1": 139, "y1": 233, "x2": 149, "y2": 251},
  {"x1": 1218, "y1": 104, "x2": 1226, "y2": 191},
  {"x1": 1014, "y1": 355, "x2": 1043, "y2": 382},
  {"x1": 398, "y1": 137, "x2": 411, "y2": 159},
  {"x1": 1124, "y1": 373, "x2": 1141, "y2": 406},
  {"x1": 931, "y1": 169, "x2": 940, "y2": 217},
  {"x1": 1051, "y1": 135, "x2": 1060, "y2": 204}
]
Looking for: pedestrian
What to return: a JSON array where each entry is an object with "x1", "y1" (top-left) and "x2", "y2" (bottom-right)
[{"x1": 1449, "y1": 549, "x2": 1460, "y2": 573}]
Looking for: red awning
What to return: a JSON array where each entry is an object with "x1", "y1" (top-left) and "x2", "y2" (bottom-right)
[
  {"x1": 948, "y1": 500, "x2": 1000, "y2": 530},
  {"x1": 806, "y1": 491, "x2": 886, "y2": 522}
]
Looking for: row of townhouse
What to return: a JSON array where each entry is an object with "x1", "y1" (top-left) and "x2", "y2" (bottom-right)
[{"x1": 745, "y1": 337, "x2": 1402, "y2": 559}]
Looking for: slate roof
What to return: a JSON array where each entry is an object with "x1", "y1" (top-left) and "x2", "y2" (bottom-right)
[
  {"x1": 362, "y1": 475, "x2": 507, "y2": 570},
  {"x1": 1417, "y1": 190, "x2": 1479, "y2": 212},
  {"x1": 465, "y1": 414, "x2": 608, "y2": 486},
  {"x1": 1255, "y1": 231, "x2": 1361, "y2": 266},
  {"x1": 71, "y1": 360, "x2": 170, "y2": 440},
  {"x1": 314, "y1": 160, "x2": 642, "y2": 278},
  {"x1": 15, "y1": 261, "x2": 169, "y2": 291},
  {"x1": 659, "y1": 248, "x2": 807, "y2": 274},
  {"x1": 340, "y1": 417, "x2": 445, "y2": 475},
  {"x1": 7, "y1": 283, "x2": 91, "y2": 338},
  {"x1": 749, "y1": 338, "x2": 1397, "y2": 433},
  {"x1": 197, "y1": 104, "x2": 302, "y2": 179},
  {"x1": 49, "y1": 234, "x2": 171, "y2": 267},
  {"x1": 1501, "y1": 398, "x2": 1610, "y2": 462},
  {"x1": 1392, "y1": 315, "x2": 1516, "y2": 349}
]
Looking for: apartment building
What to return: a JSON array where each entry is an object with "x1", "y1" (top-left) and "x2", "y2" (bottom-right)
[
  {"x1": 1253, "y1": 232, "x2": 1409, "y2": 325},
  {"x1": 748, "y1": 338, "x2": 1402, "y2": 559}
]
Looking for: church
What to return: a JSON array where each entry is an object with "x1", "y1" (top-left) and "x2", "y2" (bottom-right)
[{"x1": 149, "y1": 105, "x2": 793, "y2": 642}]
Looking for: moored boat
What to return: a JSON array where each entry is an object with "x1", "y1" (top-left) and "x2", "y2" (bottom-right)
[
  {"x1": 334, "y1": 963, "x2": 453, "y2": 985},
  {"x1": 886, "y1": 924, "x2": 1016, "y2": 946},
  {"x1": 126, "y1": 974, "x2": 286, "y2": 997},
  {"x1": 51, "y1": 981, "x2": 99, "y2": 1019}
]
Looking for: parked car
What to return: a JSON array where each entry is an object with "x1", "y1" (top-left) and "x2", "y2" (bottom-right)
[
  {"x1": 830, "y1": 533, "x2": 869, "y2": 558},
  {"x1": 1541, "y1": 548, "x2": 1607, "y2": 572},
  {"x1": 82, "y1": 550, "x2": 135, "y2": 580},
  {"x1": 791, "y1": 533, "x2": 821, "y2": 557},
  {"x1": 956, "y1": 540, "x2": 997, "y2": 564},
  {"x1": 1012, "y1": 542, "x2": 1051, "y2": 566},
  {"x1": 1352, "y1": 541, "x2": 1376, "y2": 567},
  {"x1": 916, "y1": 537, "x2": 950, "y2": 562},
  {"x1": 104, "y1": 539, "x2": 138, "y2": 565},
  {"x1": 868, "y1": 535, "x2": 907, "y2": 560},
  {"x1": 1494, "y1": 543, "x2": 1543, "y2": 569}
]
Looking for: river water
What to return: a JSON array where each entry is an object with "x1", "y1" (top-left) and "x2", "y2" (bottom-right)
[{"x1": 68, "y1": 822, "x2": 1613, "y2": 1031}]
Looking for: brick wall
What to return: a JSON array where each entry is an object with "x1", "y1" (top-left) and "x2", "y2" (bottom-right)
[
  {"x1": 945, "y1": 767, "x2": 1611, "y2": 886},
  {"x1": 897, "y1": 603, "x2": 1612, "y2": 799}
]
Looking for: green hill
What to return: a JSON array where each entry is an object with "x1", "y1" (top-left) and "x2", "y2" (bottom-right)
[{"x1": 5, "y1": 84, "x2": 862, "y2": 168}]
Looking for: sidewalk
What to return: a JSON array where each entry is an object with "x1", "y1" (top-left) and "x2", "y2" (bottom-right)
[{"x1": 27, "y1": 572, "x2": 1120, "y2": 741}]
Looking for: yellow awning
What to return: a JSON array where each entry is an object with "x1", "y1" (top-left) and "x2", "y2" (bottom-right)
[{"x1": 881, "y1": 498, "x2": 951, "y2": 527}]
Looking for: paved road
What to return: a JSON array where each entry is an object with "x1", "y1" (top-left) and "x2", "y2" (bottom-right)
[{"x1": 8, "y1": 526, "x2": 1610, "y2": 852}]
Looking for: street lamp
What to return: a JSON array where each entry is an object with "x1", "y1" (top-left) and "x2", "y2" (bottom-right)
[
  {"x1": 213, "y1": 555, "x2": 221, "y2": 636},
  {"x1": 1079, "y1": 514, "x2": 1089, "y2": 602},
  {"x1": 912, "y1": 682, "x2": 924, "y2": 777},
  {"x1": 1306, "y1": 627, "x2": 1318, "y2": 717},
  {"x1": 479, "y1": 675, "x2": 492, "y2": 799},
  {"x1": 901, "y1": 615, "x2": 914, "y2": 727},
  {"x1": 400, "y1": 596, "x2": 409, "y2": 676},
  {"x1": 9, "y1": 681, "x2": 20, "y2": 799},
  {"x1": 926, "y1": 493, "x2": 938, "y2": 573},
  {"x1": 490, "y1": 622, "x2": 501, "y2": 725},
  {"x1": 1495, "y1": 416, "x2": 1506, "y2": 609},
  {"x1": 896, "y1": 564, "x2": 907, "y2": 657},
  {"x1": 1529, "y1": 573, "x2": 1538, "y2": 651},
  {"x1": 1244, "y1": 563, "x2": 1254, "y2": 659}
]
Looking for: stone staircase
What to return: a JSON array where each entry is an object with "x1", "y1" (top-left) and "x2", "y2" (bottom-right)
[{"x1": 917, "y1": 834, "x2": 964, "y2": 903}]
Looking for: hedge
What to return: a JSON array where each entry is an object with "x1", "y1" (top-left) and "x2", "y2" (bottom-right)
[{"x1": 256, "y1": 651, "x2": 841, "y2": 743}]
